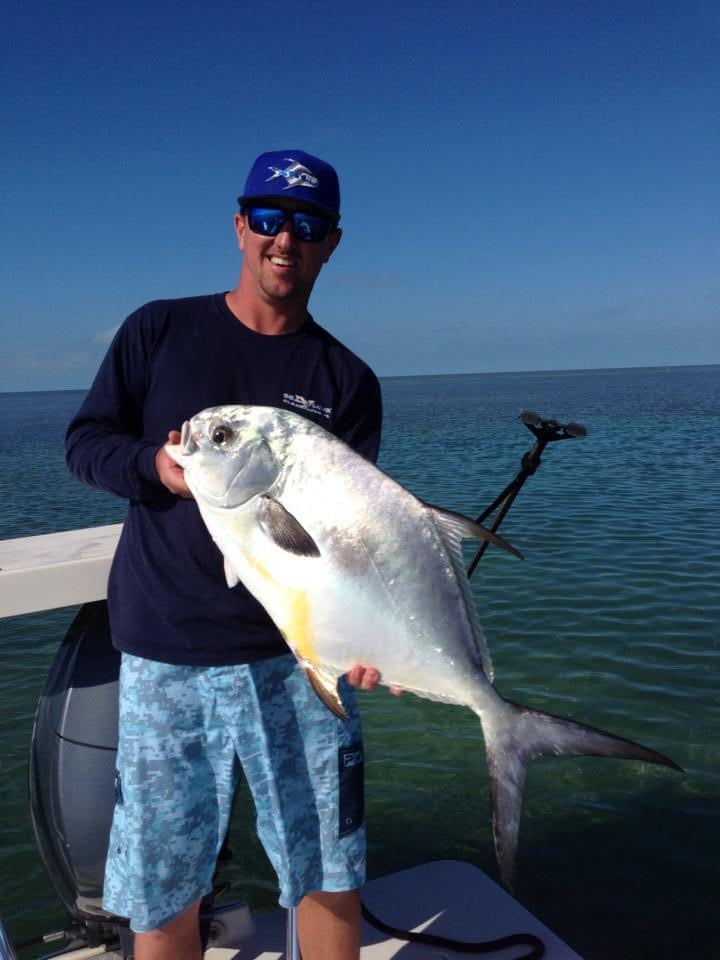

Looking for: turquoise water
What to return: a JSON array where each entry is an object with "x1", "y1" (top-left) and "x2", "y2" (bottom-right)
[{"x1": 1, "y1": 366, "x2": 718, "y2": 958}]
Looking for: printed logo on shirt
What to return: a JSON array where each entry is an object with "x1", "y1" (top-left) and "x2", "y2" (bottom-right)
[{"x1": 282, "y1": 393, "x2": 332, "y2": 419}]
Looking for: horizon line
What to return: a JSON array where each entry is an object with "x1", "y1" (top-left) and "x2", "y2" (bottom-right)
[{"x1": 0, "y1": 360, "x2": 718, "y2": 396}]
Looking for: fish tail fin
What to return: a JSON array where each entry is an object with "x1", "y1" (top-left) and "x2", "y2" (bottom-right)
[{"x1": 479, "y1": 698, "x2": 682, "y2": 892}]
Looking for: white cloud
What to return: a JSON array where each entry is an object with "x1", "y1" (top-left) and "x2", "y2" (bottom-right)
[{"x1": 94, "y1": 325, "x2": 120, "y2": 345}]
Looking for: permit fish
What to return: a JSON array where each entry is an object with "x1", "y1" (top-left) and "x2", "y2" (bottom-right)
[{"x1": 167, "y1": 404, "x2": 681, "y2": 890}]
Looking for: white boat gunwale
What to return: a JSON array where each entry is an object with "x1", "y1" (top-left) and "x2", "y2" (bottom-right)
[{"x1": 0, "y1": 524, "x2": 122, "y2": 619}]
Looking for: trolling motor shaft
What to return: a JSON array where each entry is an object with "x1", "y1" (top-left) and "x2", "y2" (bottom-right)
[{"x1": 466, "y1": 410, "x2": 586, "y2": 577}]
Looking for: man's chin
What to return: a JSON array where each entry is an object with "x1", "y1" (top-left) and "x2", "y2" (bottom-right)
[{"x1": 258, "y1": 279, "x2": 311, "y2": 305}]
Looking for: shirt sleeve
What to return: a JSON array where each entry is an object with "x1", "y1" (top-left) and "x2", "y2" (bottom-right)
[{"x1": 65, "y1": 310, "x2": 164, "y2": 501}]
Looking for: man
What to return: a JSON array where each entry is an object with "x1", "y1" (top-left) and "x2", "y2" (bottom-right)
[{"x1": 66, "y1": 150, "x2": 384, "y2": 960}]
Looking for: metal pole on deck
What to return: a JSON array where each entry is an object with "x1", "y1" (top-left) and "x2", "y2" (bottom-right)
[{"x1": 286, "y1": 906, "x2": 300, "y2": 960}]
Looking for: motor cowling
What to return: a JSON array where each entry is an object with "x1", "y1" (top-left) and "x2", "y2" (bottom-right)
[{"x1": 29, "y1": 601, "x2": 124, "y2": 929}]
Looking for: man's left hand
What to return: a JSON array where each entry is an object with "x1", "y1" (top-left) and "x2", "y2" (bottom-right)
[{"x1": 346, "y1": 665, "x2": 403, "y2": 696}]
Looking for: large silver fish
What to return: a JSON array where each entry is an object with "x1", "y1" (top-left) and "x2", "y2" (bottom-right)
[{"x1": 167, "y1": 404, "x2": 680, "y2": 889}]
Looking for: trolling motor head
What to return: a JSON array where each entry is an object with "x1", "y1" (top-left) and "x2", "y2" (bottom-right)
[
  {"x1": 519, "y1": 409, "x2": 587, "y2": 440},
  {"x1": 519, "y1": 410, "x2": 587, "y2": 441},
  {"x1": 517, "y1": 411, "x2": 587, "y2": 475}
]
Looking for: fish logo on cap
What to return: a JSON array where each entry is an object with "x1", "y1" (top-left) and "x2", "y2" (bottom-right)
[{"x1": 266, "y1": 158, "x2": 319, "y2": 191}]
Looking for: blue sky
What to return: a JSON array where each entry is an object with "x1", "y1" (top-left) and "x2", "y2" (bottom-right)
[{"x1": 1, "y1": 0, "x2": 718, "y2": 391}]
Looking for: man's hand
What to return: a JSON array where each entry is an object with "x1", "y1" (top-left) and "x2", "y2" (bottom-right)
[
  {"x1": 346, "y1": 665, "x2": 403, "y2": 696},
  {"x1": 156, "y1": 430, "x2": 193, "y2": 499}
]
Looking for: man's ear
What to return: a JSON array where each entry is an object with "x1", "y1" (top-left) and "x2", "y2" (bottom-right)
[{"x1": 234, "y1": 213, "x2": 247, "y2": 252}]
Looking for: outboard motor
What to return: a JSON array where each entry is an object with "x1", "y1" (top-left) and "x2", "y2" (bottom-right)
[
  {"x1": 29, "y1": 601, "x2": 130, "y2": 952},
  {"x1": 28, "y1": 601, "x2": 254, "y2": 958}
]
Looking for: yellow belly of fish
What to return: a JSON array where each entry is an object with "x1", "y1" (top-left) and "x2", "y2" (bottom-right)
[
  {"x1": 244, "y1": 550, "x2": 319, "y2": 665},
  {"x1": 281, "y1": 585, "x2": 318, "y2": 664}
]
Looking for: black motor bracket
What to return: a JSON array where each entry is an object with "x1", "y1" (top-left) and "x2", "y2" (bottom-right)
[{"x1": 466, "y1": 410, "x2": 586, "y2": 577}]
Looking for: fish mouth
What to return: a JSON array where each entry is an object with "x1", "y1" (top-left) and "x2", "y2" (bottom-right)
[
  {"x1": 165, "y1": 420, "x2": 197, "y2": 467},
  {"x1": 180, "y1": 420, "x2": 198, "y2": 454}
]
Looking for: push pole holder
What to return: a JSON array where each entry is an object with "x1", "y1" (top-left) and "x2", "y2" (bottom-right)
[{"x1": 466, "y1": 410, "x2": 586, "y2": 578}]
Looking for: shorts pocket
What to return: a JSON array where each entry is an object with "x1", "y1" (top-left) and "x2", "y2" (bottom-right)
[
  {"x1": 338, "y1": 742, "x2": 364, "y2": 837},
  {"x1": 114, "y1": 770, "x2": 124, "y2": 805}
]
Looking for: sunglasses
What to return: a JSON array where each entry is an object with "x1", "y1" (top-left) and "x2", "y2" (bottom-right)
[{"x1": 244, "y1": 206, "x2": 336, "y2": 243}]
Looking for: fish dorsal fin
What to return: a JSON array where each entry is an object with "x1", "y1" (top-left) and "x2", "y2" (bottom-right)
[
  {"x1": 428, "y1": 505, "x2": 523, "y2": 560},
  {"x1": 425, "y1": 502, "x2": 505, "y2": 682},
  {"x1": 304, "y1": 665, "x2": 349, "y2": 720},
  {"x1": 224, "y1": 556, "x2": 240, "y2": 588},
  {"x1": 257, "y1": 495, "x2": 321, "y2": 558}
]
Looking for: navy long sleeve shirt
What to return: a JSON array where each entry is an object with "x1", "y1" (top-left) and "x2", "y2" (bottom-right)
[{"x1": 66, "y1": 293, "x2": 382, "y2": 665}]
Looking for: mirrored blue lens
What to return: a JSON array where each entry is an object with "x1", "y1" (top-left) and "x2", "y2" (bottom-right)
[{"x1": 247, "y1": 207, "x2": 332, "y2": 242}]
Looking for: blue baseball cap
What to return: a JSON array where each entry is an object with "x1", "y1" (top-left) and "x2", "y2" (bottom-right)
[{"x1": 238, "y1": 150, "x2": 341, "y2": 222}]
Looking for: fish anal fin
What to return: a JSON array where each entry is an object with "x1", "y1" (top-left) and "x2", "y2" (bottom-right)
[
  {"x1": 304, "y1": 665, "x2": 348, "y2": 720},
  {"x1": 258, "y1": 495, "x2": 320, "y2": 558}
]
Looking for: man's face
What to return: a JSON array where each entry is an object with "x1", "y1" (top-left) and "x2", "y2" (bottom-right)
[{"x1": 236, "y1": 202, "x2": 341, "y2": 308}]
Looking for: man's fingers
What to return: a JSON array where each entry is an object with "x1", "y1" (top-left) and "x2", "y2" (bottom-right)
[
  {"x1": 347, "y1": 665, "x2": 378, "y2": 688},
  {"x1": 346, "y1": 665, "x2": 403, "y2": 696},
  {"x1": 346, "y1": 665, "x2": 365, "y2": 687},
  {"x1": 359, "y1": 667, "x2": 381, "y2": 690},
  {"x1": 156, "y1": 433, "x2": 193, "y2": 499}
]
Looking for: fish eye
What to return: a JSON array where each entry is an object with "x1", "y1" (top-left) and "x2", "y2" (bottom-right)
[{"x1": 211, "y1": 424, "x2": 233, "y2": 445}]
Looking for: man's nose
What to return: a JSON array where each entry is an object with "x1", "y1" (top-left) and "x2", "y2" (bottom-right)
[{"x1": 274, "y1": 216, "x2": 296, "y2": 248}]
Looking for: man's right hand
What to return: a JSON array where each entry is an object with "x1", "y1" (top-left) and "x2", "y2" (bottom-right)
[{"x1": 156, "y1": 430, "x2": 193, "y2": 499}]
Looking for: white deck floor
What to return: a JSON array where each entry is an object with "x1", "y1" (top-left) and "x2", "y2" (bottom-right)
[{"x1": 206, "y1": 860, "x2": 582, "y2": 959}]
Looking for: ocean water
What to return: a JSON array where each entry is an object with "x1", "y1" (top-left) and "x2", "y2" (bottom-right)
[{"x1": 0, "y1": 365, "x2": 718, "y2": 959}]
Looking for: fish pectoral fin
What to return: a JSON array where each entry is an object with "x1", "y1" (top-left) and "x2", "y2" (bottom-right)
[
  {"x1": 257, "y1": 496, "x2": 321, "y2": 558},
  {"x1": 304, "y1": 665, "x2": 349, "y2": 720},
  {"x1": 427, "y1": 503, "x2": 523, "y2": 560},
  {"x1": 224, "y1": 557, "x2": 240, "y2": 588}
]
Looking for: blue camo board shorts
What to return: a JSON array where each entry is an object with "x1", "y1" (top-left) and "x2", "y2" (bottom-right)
[{"x1": 103, "y1": 652, "x2": 365, "y2": 932}]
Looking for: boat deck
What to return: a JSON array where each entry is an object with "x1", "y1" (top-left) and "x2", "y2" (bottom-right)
[{"x1": 225, "y1": 860, "x2": 583, "y2": 959}]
